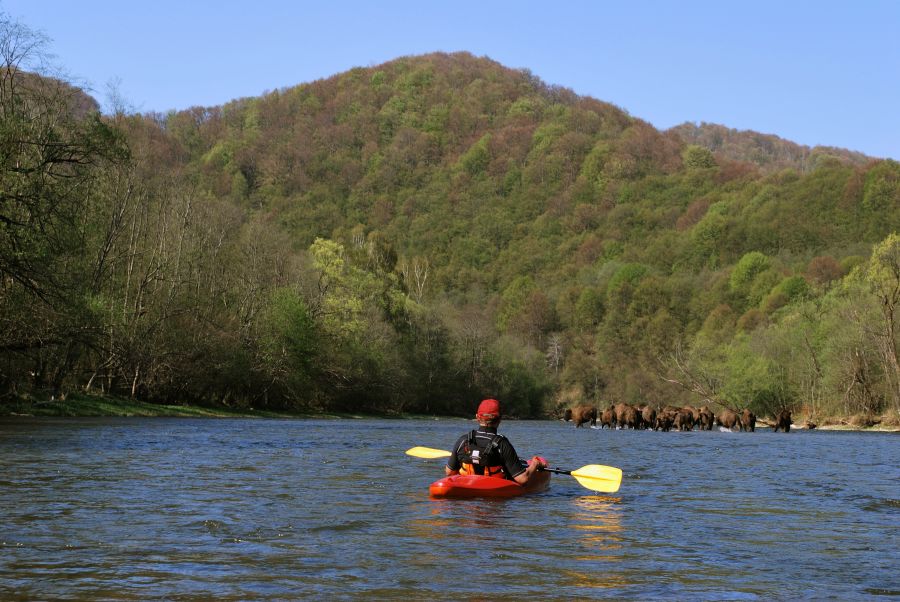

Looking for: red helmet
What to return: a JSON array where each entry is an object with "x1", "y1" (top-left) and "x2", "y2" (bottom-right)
[{"x1": 476, "y1": 398, "x2": 501, "y2": 419}]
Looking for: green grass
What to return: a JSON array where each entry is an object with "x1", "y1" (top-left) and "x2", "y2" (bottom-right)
[
  {"x1": 0, "y1": 393, "x2": 452, "y2": 419},
  {"x1": 0, "y1": 393, "x2": 299, "y2": 418}
]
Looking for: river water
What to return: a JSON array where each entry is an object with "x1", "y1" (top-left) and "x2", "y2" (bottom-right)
[{"x1": 0, "y1": 417, "x2": 897, "y2": 600}]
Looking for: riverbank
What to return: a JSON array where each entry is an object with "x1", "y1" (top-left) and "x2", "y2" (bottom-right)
[
  {"x1": 756, "y1": 414, "x2": 900, "y2": 432},
  {"x1": 0, "y1": 393, "x2": 410, "y2": 420},
  {"x1": 0, "y1": 394, "x2": 295, "y2": 418},
  {"x1": 2, "y1": 394, "x2": 898, "y2": 431}
]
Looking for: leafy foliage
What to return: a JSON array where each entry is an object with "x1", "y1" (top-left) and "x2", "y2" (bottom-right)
[{"x1": 2, "y1": 27, "x2": 899, "y2": 420}]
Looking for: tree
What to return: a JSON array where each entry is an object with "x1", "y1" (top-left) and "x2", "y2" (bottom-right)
[
  {"x1": 0, "y1": 15, "x2": 127, "y2": 396},
  {"x1": 258, "y1": 288, "x2": 319, "y2": 400},
  {"x1": 864, "y1": 233, "x2": 900, "y2": 412},
  {"x1": 682, "y1": 144, "x2": 716, "y2": 169},
  {"x1": 806, "y1": 255, "x2": 844, "y2": 287},
  {"x1": 0, "y1": 16, "x2": 121, "y2": 301},
  {"x1": 722, "y1": 333, "x2": 792, "y2": 416}
]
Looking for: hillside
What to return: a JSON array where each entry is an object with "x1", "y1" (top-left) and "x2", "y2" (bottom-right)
[
  {"x1": 158, "y1": 52, "x2": 890, "y2": 288},
  {"x1": 3, "y1": 47, "x2": 900, "y2": 423}
]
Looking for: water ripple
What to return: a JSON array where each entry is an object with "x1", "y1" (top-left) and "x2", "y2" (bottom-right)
[{"x1": 1, "y1": 417, "x2": 898, "y2": 600}]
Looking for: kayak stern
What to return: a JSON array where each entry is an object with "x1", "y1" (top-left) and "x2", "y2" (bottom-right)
[{"x1": 429, "y1": 470, "x2": 551, "y2": 499}]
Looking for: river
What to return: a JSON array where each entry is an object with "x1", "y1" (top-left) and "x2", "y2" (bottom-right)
[{"x1": 1, "y1": 417, "x2": 897, "y2": 600}]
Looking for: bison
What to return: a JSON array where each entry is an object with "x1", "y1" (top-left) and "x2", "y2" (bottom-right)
[
  {"x1": 740, "y1": 409, "x2": 757, "y2": 432},
  {"x1": 774, "y1": 409, "x2": 792, "y2": 432},
  {"x1": 567, "y1": 404, "x2": 597, "y2": 428},
  {"x1": 716, "y1": 409, "x2": 741, "y2": 430}
]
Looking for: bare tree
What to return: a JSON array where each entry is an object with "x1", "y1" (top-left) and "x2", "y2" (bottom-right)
[
  {"x1": 546, "y1": 333, "x2": 563, "y2": 376},
  {"x1": 656, "y1": 340, "x2": 729, "y2": 410}
]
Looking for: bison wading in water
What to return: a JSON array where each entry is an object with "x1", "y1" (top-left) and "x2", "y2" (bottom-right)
[
  {"x1": 600, "y1": 406, "x2": 616, "y2": 429},
  {"x1": 774, "y1": 409, "x2": 792, "y2": 432},
  {"x1": 716, "y1": 409, "x2": 741, "y2": 430},
  {"x1": 566, "y1": 404, "x2": 597, "y2": 427},
  {"x1": 614, "y1": 403, "x2": 641, "y2": 429},
  {"x1": 740, "y1": 409, "x2": 757, "y2": 432},
  {"x1": 674, "y1": 408, "x2": 695, "y2": 431}
]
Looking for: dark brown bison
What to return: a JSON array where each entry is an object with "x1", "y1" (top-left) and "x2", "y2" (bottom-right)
[
  {"x1": 674, "y1": 408, "x2": 695, "y2": 431},
  {"x1": 614, "y1": 403, "x2": 640, "y2": 429},
  {"x1": 600, "y1": 406, "x2": 616, "y2": 429},
  {"x1": 640, "y1": 405, "x2": 657, "y2": 430},
  {"x1": 697, "y1": 406, "x2": 715, "y2": 430},
  {"x1": 740, "y1": 409, "x2": 757, "y2": 432},
  {"x1": 685, "y1": 405, "x2": 701, "y2": 424},
  {"x1": 774, "y1": 409, "x2": 792, "y2": 432},
  {"x1": 716, "y1": 409, "x2": 741, "y2": 430},
  {"x1": 655, "y1": 407, "x2": 678, "y2": 431},
  {"x1": 568, "y1": 404, "x2": 597, "y2": 428}
]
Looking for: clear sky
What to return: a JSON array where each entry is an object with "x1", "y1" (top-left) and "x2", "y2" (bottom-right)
[{"x1": 4, "y1": 1, "x2": 899, "y2": 159}]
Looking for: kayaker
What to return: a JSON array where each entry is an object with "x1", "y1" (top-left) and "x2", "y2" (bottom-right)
[{"x1": 444, "y1": 398, "x2": 548, "y2": 484}]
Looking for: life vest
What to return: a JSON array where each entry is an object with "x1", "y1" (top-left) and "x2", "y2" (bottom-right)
[{"x1": 459, "y1": 430, "x2": 507, "y2": 478}]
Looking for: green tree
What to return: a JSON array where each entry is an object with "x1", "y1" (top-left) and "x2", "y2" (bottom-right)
[
  {"x1": 722, "y1": 334, "x2": 792, "y2": 415},
  {"x1": 259, "y1": 288, "x2": 318, "y2": 398},
  {"x1": 730, "y1": 251, "x2": 772, "y2": 293},
  {"x1": 863, "y1": 233, "x2": 900, "y2": 412},
  {"x1": 497, "y1": 275, "x2": 536, "y2": 333},
  {"x1": 682, "y1": 144, "x2": 716, "y2": 169},
  {"x1": 459, "y1": 133, "x2": 491, "y2": 175},
  {"x1": 0, "y1": 15, "x2": 128, "y2": 396}
]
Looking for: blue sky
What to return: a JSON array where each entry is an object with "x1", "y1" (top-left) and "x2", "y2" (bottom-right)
[{"x1": 5, "y1": 1, "x2": 899, "y2": 159}]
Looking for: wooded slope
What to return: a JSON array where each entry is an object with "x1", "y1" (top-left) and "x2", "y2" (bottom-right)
[{"x1": 3, "y1": 41, "x2": 899, "y2": 420}]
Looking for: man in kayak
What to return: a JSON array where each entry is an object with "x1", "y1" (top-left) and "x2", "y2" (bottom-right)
[{"x1": 444, "y1": 398, "x2": 548, "y2": 485}]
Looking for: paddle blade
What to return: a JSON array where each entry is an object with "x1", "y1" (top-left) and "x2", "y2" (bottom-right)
[
  {"x1": 406, "y1": 446, "x2": 452, "y2": 459},
  {"x1": 570, "y1": 465, "x2": 623, "y2": 493}
]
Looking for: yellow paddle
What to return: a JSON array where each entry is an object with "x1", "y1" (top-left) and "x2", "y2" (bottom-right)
[
  {"x1": 405, "y1": 446, "x2": 452, "y2": 459},
  {"x1": 543, "y1": 464, "x2": 623, "y2": 493},
  {"x1": 405, "y1": 447, "x2": 623, "y2": 493}
]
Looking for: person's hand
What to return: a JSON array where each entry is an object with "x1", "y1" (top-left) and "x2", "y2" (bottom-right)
[{"x1": 531, "y1": 455, "x2": 548, "y2": 469}]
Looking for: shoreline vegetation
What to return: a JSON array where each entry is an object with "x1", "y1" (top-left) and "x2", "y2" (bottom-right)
[
  {"x1": 2, "y1": 394, "x2": 897, "y2": 432},
  {"x1": 0, "y1": 393, "x2": 423, "y2": 420},
  {"x1": 2, "y1": 24, "x2": 900, "y2": 427}
]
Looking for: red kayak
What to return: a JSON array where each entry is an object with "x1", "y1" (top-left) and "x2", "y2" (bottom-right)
[{"x1": 429, "y1": 470, "x2": 551, "y2": 499}]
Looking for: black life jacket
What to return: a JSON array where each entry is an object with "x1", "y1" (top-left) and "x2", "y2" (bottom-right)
[{"x1": 460, "y1": 429, "x2": 507, "y2": 477}]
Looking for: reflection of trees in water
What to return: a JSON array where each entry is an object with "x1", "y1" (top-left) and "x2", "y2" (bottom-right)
[
  {"x1": 401, "y1": 501, "x2": 509, "y2": 575},
  {"x1": 407, "y1": 499, "x2": 507, "y2": 542},
  {"x1": 404, "y1": 496, "x2": 631, "y2": 589},
  {"x1": 562, "y1": 495, "x2": 629, "y2": 589}
]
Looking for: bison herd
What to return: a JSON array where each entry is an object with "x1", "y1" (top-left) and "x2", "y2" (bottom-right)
[{"x1": 563, "y1": 403, "x2": 794, "y2": 433}]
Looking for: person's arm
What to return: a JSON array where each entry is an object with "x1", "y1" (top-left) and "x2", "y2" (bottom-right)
[
  {"x1": 445, "y1": 436, "x2": 463, "y2": 476},
  {"x1": 512, "y1": 455, "x2": 548, "y2": 485},
  {"x1": 500, "y1": 440, "x2": 547, "y2": 485}
]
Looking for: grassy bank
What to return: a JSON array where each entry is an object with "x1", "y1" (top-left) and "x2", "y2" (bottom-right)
[
  {"x1": 3, "y1": 394, "x2": 898, "y2": 431},
  {"x1": 0, "y1": 394, "x2": 313, "y2": 418},
  {"x1": 0, "y1": 393, "x2": 449, "y2": 419}
]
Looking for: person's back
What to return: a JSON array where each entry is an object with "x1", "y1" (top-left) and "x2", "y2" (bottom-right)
[{"x1": 445, "y1": 398, "x2": 547, "y2": 485}]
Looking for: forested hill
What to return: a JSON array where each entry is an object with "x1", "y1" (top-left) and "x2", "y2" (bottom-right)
[
  {"x1": 4, "y1": 45, "x2": 900, "y2": 422},
  {"x1": 159, "y1": 51, "x2": 888, "y2": 295}
]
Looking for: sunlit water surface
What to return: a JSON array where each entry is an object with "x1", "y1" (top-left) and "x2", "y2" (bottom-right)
[{"x1": 1, "y1": 417, "x2": 898, "y2": 600}]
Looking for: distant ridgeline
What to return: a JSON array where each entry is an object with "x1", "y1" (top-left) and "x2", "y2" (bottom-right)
[
  {"x1": 669, "y1": 122, "x2": 873, "y2": 174},
  {"x1": 2, "y1": 40, "x2": 899, "y2": 421}
]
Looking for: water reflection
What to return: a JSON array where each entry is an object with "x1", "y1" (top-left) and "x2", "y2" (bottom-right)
[
  {"x1": 412, "y1": 498, "x2": 510, "y2": 534},
  {"x1": 2, "y1": 418, "x2": 897, "y2": 600},
  {"x1": 560, "y1": 495, "x2": 628, "y2": 589}
]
